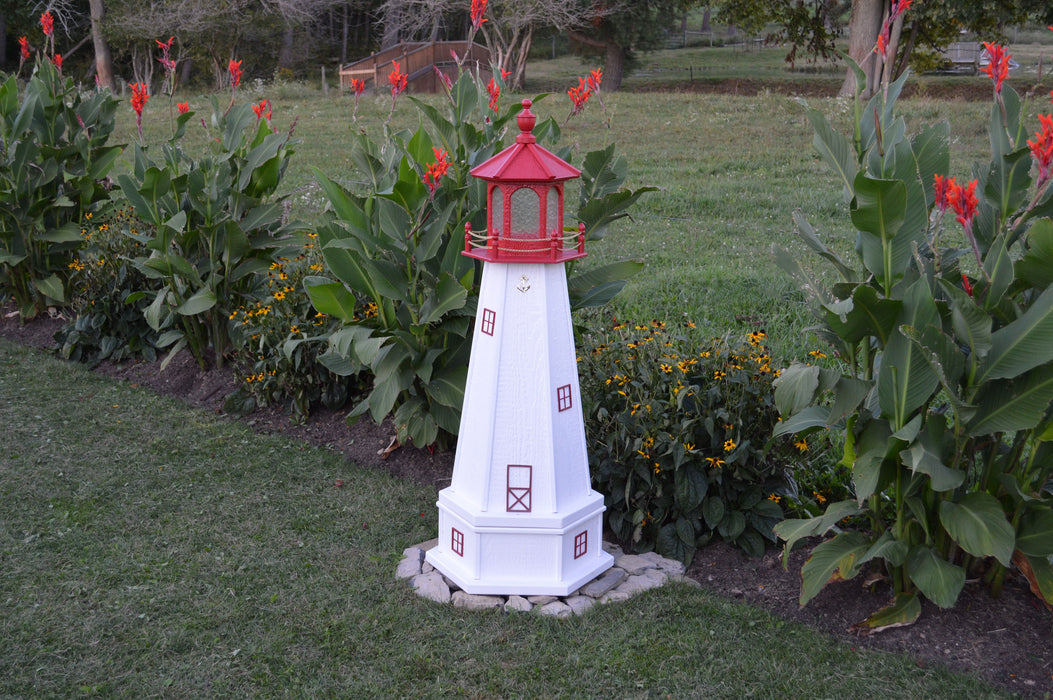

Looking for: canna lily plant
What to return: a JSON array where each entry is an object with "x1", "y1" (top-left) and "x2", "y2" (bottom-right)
[
  {"x1": 772, "y1": 27, "x2": 1053, "y2": 630},
  {"x1": 301, "y1": 58, "x2": 651, "y2": 448}
]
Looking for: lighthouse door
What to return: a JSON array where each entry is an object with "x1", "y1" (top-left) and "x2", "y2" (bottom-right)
[{"x1": 506, "y1": 464, "x2": 532, "y2": 512}]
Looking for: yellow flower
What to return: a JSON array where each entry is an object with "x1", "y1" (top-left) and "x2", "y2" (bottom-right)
[
  {"x1": 85, "y1": 212, "x2": 92, "y2": 219},
  {"x1": 229, "y1": 311, "x2": 238, "y2": 320},
  {"x1": 290, "y1": 325, "x2": 300, "y2": 334},
  {"x1": 684, "y1": 321, "x2": 696, "y2": 329},
  {"x1": 768, "y1": 494, "x2": 781, "y2": 503},
  {"x1": 723, "y1": 439, "x2": 736, "y2": 452},
  {"x1": 660, "y1": 363, "x2": 672, "y2": 373},
  {"x1": 274, "y1": 291, "x2": 286, "y2": 301},
  {"x1": 809, "y1": 350, "x2": 827, "y2": 359},
  {"x1": 643, "y1": 437, "x2": 655, "y2": 448},
  {"x1": 684, "y1": 442, "x2": 695, "y2": 451},
  {"x1": 705, "y1": 457, "x2": 724, "y2": 469},
  {"x1": 813, "y1": 491, "x2": 827, "y2": 504},
  {"x1": 794, "y1": 439, "x2": 808, "y2": 453},
  {"x1": 714, "y1": 370, "x2": 726, "y2": 380},
  {"x1": 631, "y1": 403, "x2": 641, "y2": 416}
]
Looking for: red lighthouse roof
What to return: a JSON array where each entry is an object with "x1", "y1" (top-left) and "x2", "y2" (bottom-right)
[{"x1": 469, "y1": 100, "x2": 581, "y2": 183}]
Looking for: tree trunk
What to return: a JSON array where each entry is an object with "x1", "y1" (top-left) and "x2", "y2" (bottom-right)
[
  {"x1": 605, "y1": 42, "x2": 626, "y2": 92},
  {"x1": 89, "y1": 0, "x2": 117, "y2": 91},
  {"x1": 278, "y1": 24, "x2": 295, "y2": 72},
  {"x1": 341, "y1": 3, "x2": 349, "y2": 64},
  {"x1": 701, "y1": 8, "x2": 711, "y2": 32},
  {"x1": 0, "y1": 13, "x2": 7, "y2": 72},
  {"x1": 381, "y1": 0, "x2": 401, "y2": 50},
  {"x1": 839, "y1": 0, "x2": 885, "y2": 98}
]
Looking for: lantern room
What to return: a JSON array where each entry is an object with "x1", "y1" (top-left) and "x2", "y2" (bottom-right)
[{"x1": 464, "y1": 99, "x2": 586, "y2": 264}]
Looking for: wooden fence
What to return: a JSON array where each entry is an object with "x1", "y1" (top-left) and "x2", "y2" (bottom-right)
[{"x1": 339, "y1": 41, "x2": 492, "y2": 94}]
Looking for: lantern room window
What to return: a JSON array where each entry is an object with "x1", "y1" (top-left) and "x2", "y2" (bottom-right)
[
  {"x1": 510, "y1": 187, "x2": 539, "y2": 239},
  {"x1": 490, "y1": 186, "x2": 503, "y2": 235}
]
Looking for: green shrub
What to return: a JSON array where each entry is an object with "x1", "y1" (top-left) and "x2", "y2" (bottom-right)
[
  {"x1": 56, "y1": 206, "x2": 163, "y2": 365},
  {"x1": 0, "y1": 58, "x2": 122, "y2": 318},
  {"x1": 771, "y1": 48, "x2": 1053, "y2": 627},
  {"x1": 306, "y1": 71, "x2": 650, "y2": 448},
  {"x1": 226, "y1": 233, "x2": 366, "y2": 421},
  {"x1": 117, "y1": 100, "x2": 297, "y2": 369},
  {"x1": 579, "y1": 320, "x2": 801, "y2": 563}
]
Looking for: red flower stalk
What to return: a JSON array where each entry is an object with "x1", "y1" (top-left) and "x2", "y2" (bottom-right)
[
  {"x1": 874, "y1": 0, "x2": 911, "y2": 62},
  {"x1": 40, "y1": 12, "x2": 54, "y2": 38},
  {"x1": 433, "y1": 66, "x2": 453, "y2": 92},
  {"x1": 470, "y1": 0, "x2": 488, "y2": 30},
  {"x1": 350, "y1": 78, "x2": 365, "y2": 97},
  {"x1": 422, "y1": 147, "x2": 451, "y2": 197},
  {"x1": 875, "y1": 34, "x2": 888, "y2": 59},
  {"x1": 51, "y1": 54, "x2": 62, "y2": 72},
  {"x1": 933, "y1": 173, "x2": 954, "y2": 213},
  {"x1": 961, "y1": 274, "x2": 973, "y2": 297},
  {"x1": 388, "y1": 60, "x2": 408, "y2": 98},
  {"x1": 177, "y1": 102, "x2": 190, "y2": 114},
  {"x1": 1028, "y1": 113, "x2": 1053, "y2": 189},
  {"x1": 981, "y1": 42, "x2": 1010, "y2": 94},
  {"x1": 486, "y1": 77, "x2": 500, "y2": 112},
  {"x1": 130, "y1": 82, "x2": 150, "y2": 140},
  {"x1": 586, "y1": 68, "x2": 603, "y2": 92},
  {"x1": 18, "y1": 37, "x2": 29, "y2": 65},
  {"x1": 228, "y1": 59, "x2": 243, "y2": 89},
  {"x1": 948, "y1": 179, "x2": 978, "y2": 229},
  {"x1": 252, "y1": 99, "x2": 272, "y2": 122},
  {"x1": 567, "y1": 77, "x2": 592, "y2": 117}
]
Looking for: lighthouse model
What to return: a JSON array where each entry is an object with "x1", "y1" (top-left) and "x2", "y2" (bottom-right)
[{"x1": 425, "y1": 100, "x2": 613, "y2": 595}]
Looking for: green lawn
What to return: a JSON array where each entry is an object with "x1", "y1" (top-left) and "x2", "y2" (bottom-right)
[{"x1": 0, "y1": 339, "x2": 1009, "y2": 697}]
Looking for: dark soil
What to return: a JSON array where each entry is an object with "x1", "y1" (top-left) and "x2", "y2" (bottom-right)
[{"x1": 4, "y1": 309, "x2": 1052, "y2": 698}]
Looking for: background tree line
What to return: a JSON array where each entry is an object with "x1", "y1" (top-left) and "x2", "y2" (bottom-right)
[{"x1": 2, "y1": 1, "x2": 1052, "y2": 96}]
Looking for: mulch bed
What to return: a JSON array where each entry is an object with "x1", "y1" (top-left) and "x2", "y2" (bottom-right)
[{"x1": 3, "y1": 305, "x2": 1051, "y2": 697}]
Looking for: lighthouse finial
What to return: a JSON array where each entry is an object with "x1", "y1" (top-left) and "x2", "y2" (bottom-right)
[{"x1": 516, "y1": 99, "x2": 536, "y2": 144}]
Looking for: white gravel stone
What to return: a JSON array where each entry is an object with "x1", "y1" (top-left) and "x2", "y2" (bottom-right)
[
  {"x1": 565, "y1": 595, "x2": 595, "y2": 616},
  {"x1": 452, "y1": 591, "x2": 505, "y2": 611},
  {"x1": 579, "y1": 568, "x2": 626, "y2": 598},
  {"x1": 614, "y1": 553, "x2": 658, "y2": 576},
  {"x1": 615, "y1": 569, "x2": 667, "y2": 597},
  {"x1": 538, "y1": 601, "x2": 573, "y2": 618},
  {"x1": 598, "y1": 588, "x2": 633, "y2": 604},
  {"x1": 396, "y1": 548, "x2": 424, "y2": 579},
  {"x1": 602, "y1": 541, "x2": 624, "y2": 557},
  {"x1": 527, "y1": 595, "x2": 558, "y2": 605},
  {"x1": 504, "y1": 595, "x2": 533, "y2": 612},
  {"x1": 411, "y1": 571, "x2": 451, "y2": 604}
]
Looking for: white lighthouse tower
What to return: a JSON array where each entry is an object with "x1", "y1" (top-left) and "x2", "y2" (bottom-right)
[{"x1": 425, "y1": 100, "x2": 613, "y2": 595}]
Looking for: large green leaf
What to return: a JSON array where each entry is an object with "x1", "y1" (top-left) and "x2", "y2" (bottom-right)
[
  {"x1": 911, "y1": 123, "x2": 950, "y2": 210},
  {"x1": 940, "y1": 280, "x2": 992, "y2": 365},
  {"x1": 417, "y1": 273, "x2": 468, "y2": 326},
  {"x1": 791, "y1": 210, "x2": 858, "y2": 282},
  {"x1": 800, "y1": 531, "x2": 871, "y2": 606},
  {"x1": 772, "y1": 362, "x2": 820, "y2": 417},
  {"x1": 905, "y1": 544, "x2": 965, "y2": 609},
  {"x1": 977, "y1": 285, "x2": 1053, "y2": 382},
  {"x1": 851, "y1": 174, "x2": 907, "y2": 284},
  {"x1": 823, "y1": 284, "x2": 902, "y2": 347},
  {"x1": 852, "y1": 417, "x2": 896, "y2": 502},
  {"x1": 674, "y1": 464, "x2": 708, "y2": 513},
  {"x1": 878, "y1": 279, "x2": 939, "y2": 429},
  {"x1": 1016, "y1": 219, "x2": 1053, "y2": 289},
  {"x1": 806, "y1": 107, "x2": 857, "y2": 203},
  {"x1": 773, "y1": 499, "x2": 862, "y2": 568},
  {"x1": 303, "y1": 277, "x2": 358, "y2": 323},
  {"x1": 849, "y1": 592, "x2": 921, "y2": 635},
  {"x1": 939, "y1": 493, "x2": 1014, "y2": 567},
  {"x1": 175, "y1": 287, "x2": 217, "y2": 316},
  {"x1": 903, "y1": 440, "x2": 964, "y2": 492},
  {"x1": 32, "y1": 274, "x2": 65, "y2": 304},
  {"x1": 1016, "y1": 507, "x2": 1053, "y2": 557},
  {"x1": 967, "y1": 365, "x2": 1053, "y2": 435}
]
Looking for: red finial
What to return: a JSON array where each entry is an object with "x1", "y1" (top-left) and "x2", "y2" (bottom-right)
[{"x1": 516, "y1": 99, "x2": 536, "y2": 144}]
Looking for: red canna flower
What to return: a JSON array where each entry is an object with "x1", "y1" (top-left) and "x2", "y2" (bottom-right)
[
  {"x1": 229, "y1": 59, "x2": 243, "y2": 89},
  {"x1": 51, "y1": 53, "x2": 62, "y2": 71},
  {"x1": 961, "y1": 274, "x2": 973, "y2": 297},
  {"x1": 470, "y1": 0, "x2": 488, "y2": 30},
  {"x1": 252, "y1": 98, "x2": 272, "y2": 122},
  {"x1": 40, "y1": 11, "x2": 54, "y2": 38},
  {"x1": 18, "y1": 37, "x2": 29, "y2": 65},
  {"x1": 433, "y1": 66, "x2": 453, "y2": 92},
  {"x1": 486, "y1": 77, "x2": 500, "y2": 112},
  {"x1": 874, "y1": 0, "x2": 911, "y2": 61},
  {"x1": 1028, "y1": 113, "x2": 1053, "y2": 189},
  {"x1": 350, "y1": 78, "x2": 365, "y2": 96},
  {"x1": 981, "y1": 42, "x2": 1010, "y2": 94},
  {"x1": 875, "y1": 33, "x2": 888, "y2": 59},
  {"x1": 890, "y1": 0, "x2": 911, "y2": 22},
  {"x1": 933, "y1": 173, "x2": 954, "y2": 212},
  {"x1": 586, "y1": 68, "x2": 603, "y2": 92},
  {"x1": 177, "y1": 101, "x2": 190, "y2": 114},
  {"x1": 567, "y1": 77, "x2": 592, "y2": 117},
  {"x1": 422, "y1": 147, "x2": 451, "y2": 196},
  {"x1": 948, "y1": 178, "x2": 978, "y2": 229},
  {"x1": 501, "y1": 67, "x2": 511, "y2": 81},
  {"x1": 155, "y1": 36, "x2": 174, "y2": 52},
  {"x1": 130, "y1": 82, "x2": 150, "y2": 140},
  {"x1": 388, "y1": 60, "x2": 408, "y2": 97}
]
